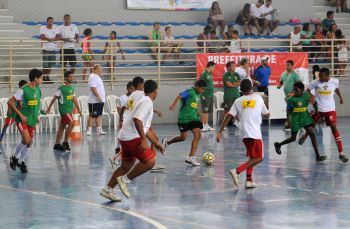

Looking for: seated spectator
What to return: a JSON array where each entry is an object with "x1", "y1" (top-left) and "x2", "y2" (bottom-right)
[
  {"x1": 208, "y1": 30, "x2": 226, "y2": 53},
  {"x1": 312, "y1": 24, "x2": 325, "y2": 61},
  {"x1": 253, "y1": 56, "x2": 271, "y2": 95},
  {"x1": 326, "y1": 24, "x2": 338, "y2": 63},
  {"x1": 289, "y1": 26, "x2": 302, "y2": 51},
  {"x1": 148, "y1": 22, "x2": 171, "y2": 62},
  {"x1": 236, "y1": 3, "x2": 253, "y2": 36},
  {"x1": 322, "y1": 11, "x2": 335, "y2": 36},
  {"x1": 224, "y1": 25, "x2": 235, "y2": 42},
  {"x1": 197, "y1": 25, "x2": 212, "y2": 53},
  {"x1": 162, "y1": 26, "x2": 183, "y2": 64},
  {"x1": 301, "y1": 23, "x2": 313, "y2": 52},
  {"x1": 337, "y1": 35, "x2": 349, "y2": 77},
  {"x1": 336, "y1": 0, "x2": 349, "y2": 12},
  {"x1": 207, "y1": 1, "x2": 225, "y2": 36},
  {"x1": 102, "y1": 31, "x2": 125, "y2": 74},
  {"x1": 261, "y1": 0, "x2": 280, "y2": 36},
  {"x1": 250, "y1": 0, "x2": 266, "y2": 35},
  {"x1": 227, "y1": 30, "x2": 243, "y2": 53},
  {"x1": 312, "y1": 65, "x2": 320, "y2": 80}
]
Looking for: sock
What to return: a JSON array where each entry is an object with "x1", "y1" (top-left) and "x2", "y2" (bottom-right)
[
  {"x1": 122, "y1": 175, "x2": 131, "y2": 184},
  {"x1": 105, "y1": 186, "x2": 113, "y2": 192},
  {"x1": 333, "y1": 130, "x2": 344, "y2": 154},
  {"x1": 14, "y1": 142, "x2": 26, "y2": 159},
  {"x1": 0, "y1": 126, "x2": 8, "y2": 139},
  {"x1": 87, "y1": 127, "x2": 92, "y2": 132},
  {"x1": 236, "y1": 161, "x2": 249, "y2": 174},
  {"x1": 19, "y1": 146, "x2": 30, "y2": 162},
  {"x1": 246, "y1": 167, "x2": 253, "y2": 182},
  {"x1": 97, "y1": 126, "x2": 102, "y2": 132}
]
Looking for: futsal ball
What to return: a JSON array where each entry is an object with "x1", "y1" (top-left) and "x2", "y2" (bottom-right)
[{"x1": 202, "y1": 152, "x2": 215, "y2": 166}]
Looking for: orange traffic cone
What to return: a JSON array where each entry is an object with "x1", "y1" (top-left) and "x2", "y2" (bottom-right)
[{"x1": 69, "y1": 107, "x2": 82, "y2": 141}]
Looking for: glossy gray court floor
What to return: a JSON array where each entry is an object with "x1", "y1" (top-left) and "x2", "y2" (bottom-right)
[{"x1": 1, "y1": 118, "x2": 350, "y2": 229}]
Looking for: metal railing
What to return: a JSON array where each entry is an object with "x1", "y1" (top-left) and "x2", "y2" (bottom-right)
[{"x1": 0, "y1": 38, "x2": 349, "y2": 92}]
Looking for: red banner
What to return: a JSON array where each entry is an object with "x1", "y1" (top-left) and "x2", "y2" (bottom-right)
[{"x1": 196, "y1": 53, "x2": 309, "y2": 87}]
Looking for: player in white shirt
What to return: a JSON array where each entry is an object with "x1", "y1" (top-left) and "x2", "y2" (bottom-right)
[
  {"x1": 59, "y1": 14, "x2": 79, "y2": 73},
  {"x1": 40, "y1": 17, "x2": 60, "y2": 82},
  {"x1": 299, "y1": 68, "x2": 348, "y2": 163},
  {"x1": 260, "y1": 0, "x2": 279, "y2": 35},
  {"x1": 217, "y1": 79, "x2": 270, "y2": 189},
  {"x1": 100, "y1": 80, "x2": 164, "y2": 201}
]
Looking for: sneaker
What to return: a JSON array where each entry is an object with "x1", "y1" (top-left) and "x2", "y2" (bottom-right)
[
  {"x1": 339, "y1": 154, "x2": 349, "y2": 163},
  {"x1": 207, "y1": 126, "x2": 216, "y2": 131},
  {"x1": 62, "y1": 142, "x2": 71, "y2": 151},
  {"x1": 151, "y1": 163, "x2": 166, "y2": 171},
  {"x1": 117, "y1": 176, "x2": 131, "y2": 198},
  {"x1": 185, "y1": 156, "x2": 200, "y2": 166},
  {"x1": 316, "y1": 155, "x2": 327, "y2": 162},
  {"x1": 10, "y1": 156, "x2": 19, "y2": 171},
  {"x1": 201, "y1": 126, "x2": 209, "y2": 132},
  {"x1": 233, "y1": 121, "x2": 240, "y2": 128},
  {"x1": 97, "y1": 129, "x2": 107, "y2": 135},
  {"x1": 19, "y1": 161, "x2": 28, "y2": 173},
  {"x1": 100, "y1": 188, "x2": 122, "y2": 202},
  {"x1": 274, "y1": 142, "x2": 282, "y2": 155},
  {"x1": 229, "y1": 169, "x2": 240, "y2": 188},
  {"x1": 245, "y1": 181, "x2": 258, "y2": 189},
  {"x1": 161, "y1": 139, "x2": 168, "y2": 152},
  {"x1": 53, "y1": 144, "x2": 66, "y2": 152},
  {"x1": 86, "y1": 129, "x2": 92, "y2": 136}
]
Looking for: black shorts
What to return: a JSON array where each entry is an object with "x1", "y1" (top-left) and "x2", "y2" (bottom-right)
[
  {"x1": 61, "y1": 48, "x2": 77, "y2": 67},
  {"x1": 178, "y1": 121, "x2": 203, "y2": 133},
  {"x1": 88, "y1": 103, "x2": 104, "y2": 118}
]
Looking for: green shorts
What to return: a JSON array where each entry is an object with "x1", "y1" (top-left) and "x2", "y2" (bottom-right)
[
  {"x1": 42, "y1": 50, "x2": 56, "y2": 68},
  {"x1": 223, "y1": 97, "x2": 237, "y2": 111},
  {"x1": 291, "y1": 114, "x2": 314, "y2": 133},
  {"x1": 201, "y1": 96, "x2": 213, "y2": 113}
]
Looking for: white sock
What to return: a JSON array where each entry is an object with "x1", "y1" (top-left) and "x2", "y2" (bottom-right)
[
  {"x1": 87, "y1": 127, "x2": 92, "y2": 132},
  {"x1": 19, "y1": 146, "x2": 30, "y2": 162},
  {"x1": 97, "y1": 126, "x2": 102, "y2": 131},
  {"x1": 122, "y1": 175, "x2": 131, "y2": 184},
  {"x1": 14, "y1": 142, "x2": 26, "y2": 159}
]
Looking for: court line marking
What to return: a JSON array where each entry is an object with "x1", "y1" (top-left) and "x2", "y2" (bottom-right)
[{"x1": 0, "y1": 184, "x2": 167, "y2": 229}]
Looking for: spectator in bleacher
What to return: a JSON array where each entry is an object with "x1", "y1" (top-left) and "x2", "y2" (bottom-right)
[
  {"x1": 197, "y1": 25, "x2": 212, "y2": 53},
  {"x1": 207, "y1": 1, "x2": 225, "y2": 36},
  {"x1": 336, "y1": 0, "x2": 349, "y2": 12},
  {"x1": 224, "y1": 25, "x2": 234, "y2": 42},
  {"x1": 162, "y1": 26, "x2": 183, "y2": 64},
  {"x1": 82, "y1": 28, "x2": 93, "y2": 81},
  {"x1": 322, "y1": 11, "x2": 335, "y2": 36},
  {"x1": 148, "y1": 22, "x2": 169, "y2": 62},
  {"x1": 236, "y1": 3, "x2": 253, "y2": 36},
  {"x1": 301, "y1": 23, "x2": 313, "y2": 52},
  {"x1": 253, "y1": 56, "x2": 271, "y2": 95},
  {"x1": 337, "y1": 35, "x2": 349, "y2": 77},
  {"x1": 289, "y1": 26, "x2": 302, "y2": 51},
  {"x1": 208, "y1": 30, "x2": 226, "y2": 53},
  {"x1": 40, "y1": 17, "x2": 60, "y2": 83},
  {"x1": 250, "y1": 0, "x2": 266, "y2": 35},
  {"x1": 227, "y1": 30, "x2": 243, "y2": 53},
  {"x1": 102, "y1": 31, "x2": 125, "y2": 75},
  {"x1": 59, "y1": 14, "x2": 79, "y2": 74},
  {"x1": 312, "y1": 24, "x2": 325, "y2": 62},
  {"x1": 261, "y1": 0, "x2": 280, "y2": 36}
]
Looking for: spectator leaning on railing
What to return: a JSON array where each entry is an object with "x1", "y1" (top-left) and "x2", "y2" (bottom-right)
[
  {"x1": 59, "y1": 14, "x2": 79, "y2": 74},
  {"x1": 289, "y1": 26, "x2": 302, "y2": 52},
  {"x1": 207, "y1": 1, "x2": 225, "y2": 37},
  {"x1": 236, "y1": 3, "x2": 253, "y2": 36},
  {"x1": 40, "y1": 17, "x2": 60, "y2": 83},
  {"x1": 102, "y1": 31, "x2": 125, "y2": 74},
  {"x1": 337, "y1": 35, "x2": 349, "y2": 77},
  {"x1": 208, "y1": 30, "x2": 226, "y2": 53},
  {"x1": 227, "y1": 30, "x2": 243, "y2": 53},
  {"x1": 261, "y1": 0, "x2": 279, "y2": 36},
  {"x1": 301, "y1": 23, "x2": 313, "y2": 52},
  {"x1": 197, "y1": 25, "x2": 212, "y2": 53},
  {"x1": 322, "y1": 11, "x2": 335, "y2": 36},
  {"x1": 312, "y1": 24, "x2": 325, "y2": 62}
]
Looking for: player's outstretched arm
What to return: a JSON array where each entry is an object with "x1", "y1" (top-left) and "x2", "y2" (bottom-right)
[
  {"x1": 169, "y1": 95, "x2": 181, "y2": 111},
  {"x1": 216, "y1": 113, "x2": 234, "y2": 143},
  {"x1": 46, "y1": 96, "x2": 58, "y2": 115}
]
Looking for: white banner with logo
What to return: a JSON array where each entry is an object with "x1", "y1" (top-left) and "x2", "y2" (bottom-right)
[{"x1": 127, "y1": 0, "x2": 214, "y2": 10}]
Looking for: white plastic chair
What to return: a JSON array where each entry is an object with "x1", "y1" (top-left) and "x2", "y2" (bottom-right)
[
  {"x1": 213, "y1": 92, "x2": 224, "y2": 125},
  {"x1": 77, "y1": 96, "x2": 89, "y2": 131},
  {"x1": 43, "y1": 96, "x2": 60, "y2": 133},
  {"x1": 102, "y1": 104, "x2": 111, "y2": 129},
  {"x1": 106, "y1": 95, "x2": 119, "y2": 130}
]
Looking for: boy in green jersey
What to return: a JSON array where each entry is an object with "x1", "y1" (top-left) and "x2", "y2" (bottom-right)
[
  {"x1": 46, "y1": 71, "x2": 82, "y2": 152},
  {"x1": 0, "y1": 80, "x2": 27, "y2": 143},
  {"x1": 8, "y1": 69, "x2": 43, "y2": 173},
  {"x1": 274, "y1": 81, "x2": 327, "y2": 162},
  {"x1": 162, "y1": 80, "x2": 206, "y2": 166}
]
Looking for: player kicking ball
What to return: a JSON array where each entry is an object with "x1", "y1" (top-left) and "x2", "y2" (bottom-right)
[
  {"x1": 298, "y1": 68, "x2": 348, "y2": 163},
  {"x1": 162, "y1": 80, "x2": 206, "y2": 166},
  {"x1": 100, "y1": 80, "x2": 164, "y2": 201},
  {"x1": 217, "y1": 79, "x2": 270, "y2": 189},
  {"x1": 46, "y1": 71, "x2": 82, "y2": 152},
  {"x1": 274, "y1": 81, "x2": 327, "y2": 162},
  {"x1": 9, "y1": 69, "x2": 43, "y2": 173}
]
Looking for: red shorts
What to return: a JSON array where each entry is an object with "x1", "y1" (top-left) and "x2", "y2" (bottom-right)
[
  {"x1": 243, "y1": 138, "x2": 264, "y2": 158},
  {"x1": 119, "y1": 138, "x2": 155, "y2": 162},
  {"x1": 5, "y1": 117, "x2": 14, "y2": 126},
  {"x1": 16, "y1": 122, "x2": 36, "y2": 139},
  {"x1": 312, "y1": 111, "x2": 337, "y2": 126},
  {"x1": 61, "y1": 113, "x2": 74, "y2": 124}
]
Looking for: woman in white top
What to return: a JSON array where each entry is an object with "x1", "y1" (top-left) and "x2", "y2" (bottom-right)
[
  {"x1": 227, "y1": 30, "x2": 243, "y2": 53},
  {"x1": 162, "y1": 27, "x2": 183, "y2": 63},
  {"x1": 289, "y1": 26, "x2": 302, "y2": 51},
  {"x1": 337, "y1": 35, "x2": 349, "y2": 77}
]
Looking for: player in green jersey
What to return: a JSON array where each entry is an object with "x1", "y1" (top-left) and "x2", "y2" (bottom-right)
[
  {"x1": 46, "y1": 71, "x2": 82, "y2": 152},
  {"x1": 8, "y1": 69, "x2": 43, "y2": 173},
  {"x1": 162, "y1": 80, "x2": 207, "y2": 166},
  {"x1": 274, "y1": 81, "x2": 327, "y2": 162}
]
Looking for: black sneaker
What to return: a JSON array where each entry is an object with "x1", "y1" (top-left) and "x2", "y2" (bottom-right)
[
  {"x1": 19, "y1": 161, "x2": 28, "y2": 173},
  {"x1": 10, "y1": 156, "x2": 19, "y2": 170},
  {"x1": 274, "y1": 142, "x2": 282, "y2": 155},
  {"x1": 339, "y1": 154, "x2": 349, "y2": 163},
  {"x1": 62, "y1": 142, "x2": 71, "y2": 151},
  {"x1": 53, "y1": 144, "x2": 66, "y2": 152},
  {"x1": 316, "y1": 155, "x2": 327, "y2": 162}
]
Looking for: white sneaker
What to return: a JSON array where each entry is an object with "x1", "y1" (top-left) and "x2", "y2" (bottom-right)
[
  {"x1": 161, "y1": 139, "x2": 168, "y2": 152},
  {"x1": 86, "y1": 129, "x2": 92, "y2": 136},
  {"x1": 229, "y1": 169, "x2": 240, "y2": 188},
  {"x1": 207, "y1": 126, "x2": 216, "y2": 131},
  {"x1": 245, "y1": 181, "x2": 258, "y2": 189},
  {"x1": 234, "y1": 121, "x2": 240, "y2": 127},
  {"x1": 117, "y1": 176, "x2": 131, "y2": 198},
  {"x1": 185, "y1": 156, "x2": 200, "y2": 166},
  {"x1": 201, "y1": 126, "x2": 209, "y2": 132},
  {"x1": 151, "y1": 163, "x2": 166, "y2": 171},
  {"x1": 100, "y1": 188, "x2": 122, "y2": 202},
  {"x1": 97, "y1": 129, "x2": 107, "y2": 135},
  {"x1": 223, "y1": 127, "x2": 227, "y2": 131}
]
